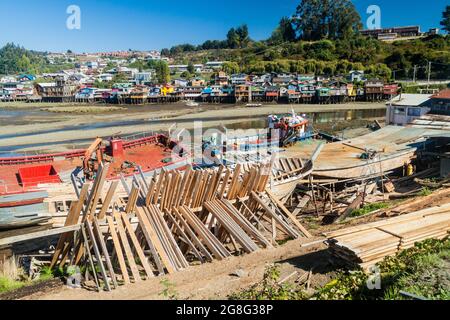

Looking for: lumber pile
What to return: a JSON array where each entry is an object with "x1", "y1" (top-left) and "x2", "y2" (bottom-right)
[
  {"x1": 50, "y1": 161, "x2": 311, "y2": 291},
  {"x1": 325, "y1": 203, "x2": 450, "y2": 269}
]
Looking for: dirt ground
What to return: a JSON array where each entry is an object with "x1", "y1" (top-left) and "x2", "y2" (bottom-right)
[
  {"x1": 21, "y1": 188, "x2": 450, "y2": 301},
  {"x1": 23, "y1": 237, "x2": 330, "y2": 300}
]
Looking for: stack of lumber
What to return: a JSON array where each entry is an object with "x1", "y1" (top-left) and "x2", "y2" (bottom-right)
[
  {"x1": 50, "y1": 161, "x2": 311, "y2": 291},
  {"x1": 141, "y1": 163, "x2": 271, "y2": 210},
  {"x1": 325, "y1": 203, "x2": 450, "y2": 269}
]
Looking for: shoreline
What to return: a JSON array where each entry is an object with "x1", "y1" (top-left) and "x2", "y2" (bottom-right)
[{"x1": 0, "y1": 102, "x2": 386, "y2": 153}]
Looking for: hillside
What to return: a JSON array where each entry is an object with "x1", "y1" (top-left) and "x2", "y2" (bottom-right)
[{"x1": 167, "y1": 35, "x2": 450, "y2": 81}]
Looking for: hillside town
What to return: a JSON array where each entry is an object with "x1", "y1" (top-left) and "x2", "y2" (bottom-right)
[{"x1": 0, "y1": 50, "x2": 414, "y2": 105}]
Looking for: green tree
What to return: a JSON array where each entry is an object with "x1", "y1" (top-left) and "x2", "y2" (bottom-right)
[
  {"x1": 180, "y1": 71, "x2": 192, "y2": 79},
  {"x1": 236, "y1": 24, "x2": 250, "y2": 48},
  {"x1": 222, "y1": 61, "x2": 240, "y2": 74},
  {"x1": 293, "y1": 0, "x2": 362, "y2": 40},
  {"x1": 269, "y1": 17, "x2": 297, "y2": 44},
  {"x1": 227, "y1": 28, "x2": 239, "y2": 49},
  {"x1": 441, "y1": 5, "x2": 450, "y2": 33},
  {"x1": 187, "y1": 62, "x2": 195, "y2": 74}
]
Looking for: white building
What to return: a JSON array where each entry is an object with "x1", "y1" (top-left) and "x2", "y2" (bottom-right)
[
  {"x1": 386, "y1": 94, "x2": 432, "y2": 126},
  {"x1": 134, "y1": 71, "x2": 154, "y2": 84},
  {"x1": 205, "y1": 61, "x2": 224, "y2": 69}
]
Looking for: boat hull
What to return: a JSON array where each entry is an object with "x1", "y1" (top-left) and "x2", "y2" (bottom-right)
[{"x1": 312, "y1": 149, "x2": 416, "y2": 179}]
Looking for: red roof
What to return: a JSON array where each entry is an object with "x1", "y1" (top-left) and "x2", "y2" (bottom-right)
[{"x1": 432, "y1": 89, "x2": 450, "y2": 100}]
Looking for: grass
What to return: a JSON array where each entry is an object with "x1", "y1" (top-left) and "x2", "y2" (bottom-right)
[
  {"x1": 350, "y1": 202, "x2": 390, "y2": 217},
  {"x1": 230, "y1": 238, "x2": 450, "y2": 300},
  {"x1": 0, "y1": 257, "x2": 58, "y2": 295},
  {"x1": 0, "y1": 276, "x2": 27, "y2": 293},
  {"x1": 159, "y1": 279, "x2": 179, "y2": 300},
  {"x1": 315, "y1": 238, "x2": 450, "y2": 300},
  {"x1": 419, "y1": 187, "x2": 433, "y2": 197}
]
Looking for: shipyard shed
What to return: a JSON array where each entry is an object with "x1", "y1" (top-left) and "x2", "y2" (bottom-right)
[{"x1": 386, "y1": 94, "x2": 432, "y2": 126}]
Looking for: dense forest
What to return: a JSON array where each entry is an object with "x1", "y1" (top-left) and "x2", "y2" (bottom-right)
[{"x1": 0, "y1": 43, "x2": 75, "y2": 75}]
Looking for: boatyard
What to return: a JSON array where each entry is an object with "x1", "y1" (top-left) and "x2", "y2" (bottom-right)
[
  {"x1": 0, "y1": 101, "x2": 449, "y2": 300},
  {"x1": 0, "y1": 0, "x2": 449, "y2": 304}
]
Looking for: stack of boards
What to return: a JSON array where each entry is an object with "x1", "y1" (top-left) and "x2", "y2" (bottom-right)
[
  {"x1": 51, "y1": 162, "x2": 311, "y2": 291},
  {"x1": 325, "y1": 203, "x2": 450, "y2": 269}
]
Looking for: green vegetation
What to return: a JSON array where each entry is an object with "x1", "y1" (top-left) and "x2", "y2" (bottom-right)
[
  {"x1": 419, "y1": 187, "x2": 433, "y2": 197},
  {"x1": 159, "y1": 279, "x2": 178, "y2": 300},
  {"x1": 0, "y1": 276, "x2": 27, "y2": 293},
  {"x1": 161, "y1": 1, "x2": 449, "y2": 82},
  {"x1": 148, "y1": 60, "x2": 170, "y2": 84},
  {"x1": 315, "y1": 238, "x2": 450, "y2": 300},
  {"x1": 0, "y1": 260, "x2": 57, "y2": 294},
  {"x1": 350, "y1": 202, "x2": 390, "y2": 217},
  {"x1": 293, "y1": 0, "x2": 362, "y2": 41},
  {"x1": 230, "y1": 238, "x2": 450, "y2": 300},
  {"x1": 0, "y1": 43, "x2": 75, "y2": 75},
  {"x1": 441, "y1": 5, "x2": 450, "y2": 33}
]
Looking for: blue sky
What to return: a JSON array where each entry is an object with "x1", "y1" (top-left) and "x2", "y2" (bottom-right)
[{"x1": 0, "y1": 0, "x2": 447, "y2": 52}]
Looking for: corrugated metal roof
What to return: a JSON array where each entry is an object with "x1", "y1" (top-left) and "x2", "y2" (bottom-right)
[{"x1": 388, "y1": 94, "x2": 432, "y2": 107}]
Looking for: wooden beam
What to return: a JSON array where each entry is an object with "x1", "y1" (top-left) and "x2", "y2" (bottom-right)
[{"x1": 266, "y1": 189, "x2": 312, "y2": 238}]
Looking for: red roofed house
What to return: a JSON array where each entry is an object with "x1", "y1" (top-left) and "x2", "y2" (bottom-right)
[{"x1": 430, "y1": 89, "x2": 450, "y2": 116}]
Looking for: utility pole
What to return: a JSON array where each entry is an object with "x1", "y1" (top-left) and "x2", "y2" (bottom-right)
[
  {"x1": 413, "y1": 65, "x2": 417, "y2": 83},
  {"x1": 427, "y1": 61, "x2": 432, "y2": 92}
]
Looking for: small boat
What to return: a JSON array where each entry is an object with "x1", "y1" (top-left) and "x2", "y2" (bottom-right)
[
  {"x1": 246, "y1": 103, "x2": 262, "y2": 108},
  {"x1": 285, "y1": 124, "x2": 444, "y2": 180}
]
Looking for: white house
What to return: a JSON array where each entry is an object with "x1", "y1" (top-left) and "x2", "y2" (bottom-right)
[
  {"x1": 134, "y1": 71, "x2": 153, "y2": 84},
  {"x1": 169, "y1": 65, "x2": 188, "y2": 73},
  {"x1": 205, "y1": 61, "x2": 224, "y2": 69},
  {"x1": 0, "y1": 76, "x2": 17, "y2": 83},
  {"x1": 348, "y1": 70, "x2": 366, "y2": 82},
  {"x1": 386, "y1": 94, "x2": 432, "y2": 126},
  {"x1": 230, "y1": 74, "x2": 248, "y2": 85},
  {"x1": 98, "y1": 73, "x2": 114, "y2": 82}
]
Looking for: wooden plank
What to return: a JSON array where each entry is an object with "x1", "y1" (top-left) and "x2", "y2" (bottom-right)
[
  {"x1": 135, "y1": 206, "x2": 175, "y2": 274},
  {"x1": 164, "y1": 209, "x2": 204, "y2": 261},
  {"x1": 219, "y1": 169, "x2": 231, "y2": 199},
  {"x1": 171, "y1": 208, "x2": 214, "y2": 262},
  {"x1": 179, "y1": 206, "x2": 229, "y2": 259},
  {"x1": 251, "y1": 191, "x2": 299, "y2": 239},
  {"x1": 106, "y1": 216, "x2": 130, "y2": 285},
  {"x1": 120, "y1": 213, "x2": 154, "y2": 278},
  {"x1": 227, "y1": 164, "x2": 241, "y2": 200},
  {"x1": 113, "y1": 211, "x2": 142, "y2": 282},
  {"x1": 1, "y1": 224, "x2": 81, "y2": 247},
  {"x1": 152, "y1": 170, "x2": 166, "y2": 205},
  {"x1": 98, "y1": 181, "x2": 119, "y2": 219},
  {"x1": 266, "y1": 189, "x2": 312, "y2": 238},
  {"x1": 80, "y1": 224, "x2": 100, "y2": 291},
  {"x1": 92, "y1": 218, "x2": 118, "y2": 289},
  {"x1": 84, "y1": 220, "x2": 111, "y2": 291}
]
